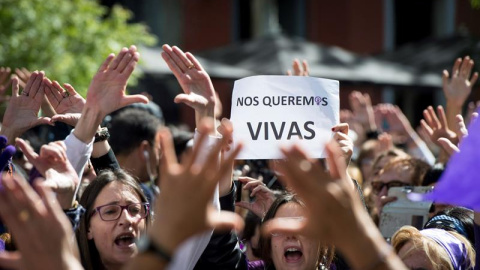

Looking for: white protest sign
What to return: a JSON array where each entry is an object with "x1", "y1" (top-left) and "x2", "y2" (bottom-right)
[{"x1": 230, "y1": 75, "x2": 339, "y2": 159}]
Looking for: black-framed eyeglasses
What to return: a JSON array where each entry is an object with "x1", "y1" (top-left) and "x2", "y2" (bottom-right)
[
  {"x1": 371, "y1": 181, "x2": 409, "y2": 195},
  {"x1": 91, "y1": 203, "x2": 150, "y2": 221}
]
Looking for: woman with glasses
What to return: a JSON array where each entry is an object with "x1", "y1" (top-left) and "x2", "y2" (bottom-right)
[{"x1": 76, "y1": 169, "x2": 150, "y2": 270}]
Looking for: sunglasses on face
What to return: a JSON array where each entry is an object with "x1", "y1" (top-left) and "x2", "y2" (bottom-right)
[{"x1": 371, "y1": 180, "x2": 410, "y2": 195}]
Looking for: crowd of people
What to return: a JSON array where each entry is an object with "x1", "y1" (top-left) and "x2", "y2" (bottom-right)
[{"x1": 0, "y1": 42, "x2": 478, "y2": 270}]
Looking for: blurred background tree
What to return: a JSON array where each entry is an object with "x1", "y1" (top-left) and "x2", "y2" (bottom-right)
[
  {"x1": 472, "y1": 0, "x2": 480, "y2": 8},
  {"x1": 0, "y1": 0, "x2": 157, "y2": 96}
]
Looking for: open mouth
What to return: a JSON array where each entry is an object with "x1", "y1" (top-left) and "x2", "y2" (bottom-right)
[
  {"x1": 284, "y1": 247, "x2": 303, "y2": 263},
  {"x1": 114, "y1": 232, "x2": 135, "y2": 248}
]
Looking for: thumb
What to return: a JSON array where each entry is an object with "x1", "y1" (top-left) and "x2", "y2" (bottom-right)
[
  {"x1": 120, "y1": 95, "x2": 149, "y2": 108},
  {"x1": 35, "y1": 117, "x2": 53, "y2": 127},
  {"x1": 209, "y1": 210, "x2": 244, "y2": 233},
  {"x1": 51, "y1": 113, "x2": 81, "y2": 126},
  {"x1": 15, "y1": 138, "x2": 37, "y2": 163},
  {"x1": 437, "y1": 138, "x2": 460, "y2": 155},
  {"x1": 174, "y1": 93, "x2": 196, "y2": 106},
  {"x1": 234, "y1": 201, "x2": 253, "y2": 211}
]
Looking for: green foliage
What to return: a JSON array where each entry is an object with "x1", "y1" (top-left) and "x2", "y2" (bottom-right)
[
  {"x1": 0, "y1": 0, "x2": 157, "y2": 96},
  {"x1": 472, "y1": 0, "x2": 480, "y2": 9}
]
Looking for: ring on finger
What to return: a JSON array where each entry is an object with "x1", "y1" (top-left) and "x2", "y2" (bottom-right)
[
  {"x1": 187, "y1": 64, "x2": 195, "y2": 70},
  {"x1": 18, "y1": 209, "x2": 30, "y2": 222},
  {"x1": 299, "y1": 159, "x2": 312, "y2": 172}
]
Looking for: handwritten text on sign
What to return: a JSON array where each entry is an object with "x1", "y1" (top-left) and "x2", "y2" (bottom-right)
[{"x1": 230, "y1": 76, "x2": 339, "y2": 159}]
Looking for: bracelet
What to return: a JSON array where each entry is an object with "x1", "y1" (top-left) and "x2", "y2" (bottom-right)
[{"x1": 94, "y1": 127, "x2": 110, "y2": 143}]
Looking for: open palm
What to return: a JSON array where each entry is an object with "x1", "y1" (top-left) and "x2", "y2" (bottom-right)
[
  {"x1": 2, "y1": 72, "x2": 51, "y2": 137},
  {"x1": 161, "y1": 44, "x2": 215, "y2": 113},
  {"x1": 45, "y1": 79, "x2": 85, "y2": 114},
  {"x1": 86, "y1": 45, "x2": 148, "y2": 117}
]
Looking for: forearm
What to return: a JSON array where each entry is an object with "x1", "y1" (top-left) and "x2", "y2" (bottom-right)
[
  {"x1": 195, "y1": 105, "x2": 216, "y2": 135},
  {"x1": 405, "y1": 130, "x2": 424, "y2": 151},
  {"x1": 446, "y1": 102, "x2": 463, "y2": 130},
  {"x1": 73, "y1": 104, "x2": 104, "y2": 144},
  {"x1": 407, "y1": 137, "x2": 435, "y2": 165},
  {"x1": 363, "y1": 114, "x2": 377, "y2": 133},
  {"x1": 91, "y1": 138, "x2": 111, "y2": 158}
]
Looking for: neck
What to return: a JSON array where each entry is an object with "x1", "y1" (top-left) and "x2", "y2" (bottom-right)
[{"x1": 116, "y1": 154, "x2": 149, "y2": 183}]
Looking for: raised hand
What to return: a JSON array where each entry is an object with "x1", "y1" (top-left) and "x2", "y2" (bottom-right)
[
  {"x1": 420, "y1": 106, "x2": 458, "y2": 147},
  {"x1": 45, "y1": 79, "x2": 85, "y2": 115},
  {"x1": 150, "y1": 121, "x2": 244, "y2": 257},
  {"x1": 0, "y1": 174, "x2": 82, "y2": 270},
  {"x1": 437, "y1": 137, "x2": 460, "y2": 157},
  {"x1": 16, "y1": 139, "x2": 79, "y2": 209},
  {"x1": 287, "y1": 59, "x2": 309, "y2": 76},
  {"x1": 331, "y1": 123, "x2": 354, "y2": 167},
  {"x1": 161, "y1": 44, "x2": 215, "y2": 129},
  {"x1": 376, "y1": 104, "x2": 414, "y2": 142},
  {"x1": 235, "y1": 177, "x2": 276, "y2": 218},
  {"x1": 443, "y1": 56, "x2": 478, "y2": 107},
  {"x1": 1, "y1": 72, "x2": 52, "y2": 144},
  {"x1": 86, "y1": 45, "x2": 148, "y2": 118},
  {"x1": 349, "y1": 91, "x2": 376, "y2": 132},
  {"x1": 73, "y1": 46, "x2": 148, "y2": 143},
  {"x1": 44, "y1": 79, "x2": 85, "y2": 126}
]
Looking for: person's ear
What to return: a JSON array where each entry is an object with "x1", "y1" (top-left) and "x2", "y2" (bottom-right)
[
  {"x1": 139, "y1": 140, "x2": 150, "y2": 161},
  {"x1": 143, "y1": 150, "x2": 149, "y2": 161},
  {"x1": 87, "y1": 228, "x2": 93, "y2": 240}
]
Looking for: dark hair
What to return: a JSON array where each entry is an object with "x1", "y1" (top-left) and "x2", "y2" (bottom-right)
[
  {"x1": 76, "y1": 170, "x2": 150, "y2": 270},
  {"x1": 424, "y1": 207, "x2": 475, "y2": 246},
  {"x1": 168, "y1": 125, "x2": 194, "y2": 158},
  {"x1": 242, "y1": 211, "x2": 262, "y2": 258},
  {"x1": 258, "y1": 194, "x2": 334, "y2": 269},
  {"x1": 108, "y1": 108, "x2": 162, "y2": 156}
]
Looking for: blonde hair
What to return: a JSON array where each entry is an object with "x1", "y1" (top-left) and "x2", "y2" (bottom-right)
[{"x1": 392, "y1": 226, "x2": 475, "y2": 270}]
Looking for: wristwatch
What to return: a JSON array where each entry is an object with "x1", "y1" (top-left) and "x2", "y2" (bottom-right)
[{"x1": 137, "y1": 235, "x2": 172, "y2": 263}]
